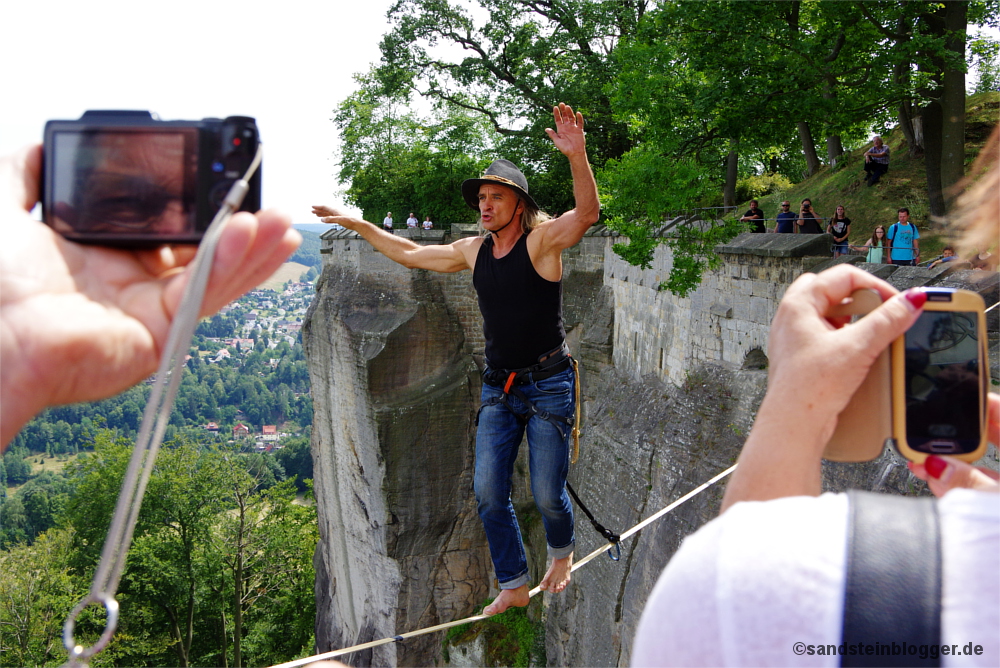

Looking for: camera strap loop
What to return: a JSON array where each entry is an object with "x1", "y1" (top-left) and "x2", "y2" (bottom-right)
[{"x1": 61, "y1": 146, "x2": 263, "y2": 668}]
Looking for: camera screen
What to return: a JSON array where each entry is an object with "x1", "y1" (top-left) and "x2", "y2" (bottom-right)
[
  {"x1": 904, "y1": 310, "x2": 982, "y2": 454},
  {"x1": 49, "y1": 130, "x2": 197, "y2": 237}
]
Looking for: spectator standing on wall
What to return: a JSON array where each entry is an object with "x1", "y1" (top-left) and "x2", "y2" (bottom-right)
[
  {"x1": 383, "y1": 211, "x2": 394, "y2": 234},
  {"x1": 739, "y1": 199, "x2": 766, "y2": 233},
  {"x1": 862, "y1": 225, "x2": 887, "y2": 263},
  {"x1": 422, "y1": 215, "x2": 433, "y2": 229},
  {"x1": 795, "y1": 198, "x2": 822, "y2": 234},
  {"x1": 862, "y1": 136, "x2": 890, "y2": 186},
  {"x1": 406, "y1": 212, "x2": 419, "y2": 228},
  {"x1": 827, "y1": 205, "x2": 851, "y2": 257},
  {"x1": 886, "y1": 207, "x2": 920, "y2": 266},
  {"x1": 773, "y1": 200, "x2": 796, "y2": 233}
]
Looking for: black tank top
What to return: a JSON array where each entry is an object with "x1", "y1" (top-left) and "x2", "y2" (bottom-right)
[{"x1": 473, "y1": 232, "x2": 565, "y2": 369}]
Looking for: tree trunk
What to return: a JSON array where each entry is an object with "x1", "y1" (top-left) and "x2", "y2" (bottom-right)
[
  {"x1": 897, "y1": 98, "x2": 921, "y2": 157},
  {"x1": 940, "y1": 0, "x2": 967, "y2": 201},
  {"x1": 822, "y1": 84, "x2": 843, "y2": 166},
  {"x1": 798, "y1": 121, "x2": 821, "y2": 177},
  {"x1": 723, "y1": 142, "x2": 738, "y2": 211},
  {"x1": 826, "y1": 135, "x2": 844, "y2": 167},
  {"x1": 234, "y1": 504, "x2": 246, "y2": 668},
  {"x1": 921, "y1": 99, "x2": 946, "y2": 217},
  {"x1": 220, "y1": 606, "x2": 228, "y2": 668},
  {"x1": 919, "y1": 5, "x2": 947, "y2": 217}
]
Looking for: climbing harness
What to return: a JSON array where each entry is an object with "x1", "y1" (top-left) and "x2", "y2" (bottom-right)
[
  {"x1": 478, "y1": 346, "x2": 619, "y2": 557},
  {"x1": 60, "y1": 147, "x2": 263, "y2": 668},
  {"x1": 268, "y1": 463, "x2": 738, "y2": 668}
]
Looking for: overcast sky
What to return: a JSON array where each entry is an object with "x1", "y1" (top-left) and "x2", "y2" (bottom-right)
[{"x1": 1, "y1": 0, "x2": 402, "y2": 220}]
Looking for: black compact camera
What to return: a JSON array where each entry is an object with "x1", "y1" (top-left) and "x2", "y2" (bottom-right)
[{"x1": 42, "y1": 110, "x2": 262, "y2": 247}]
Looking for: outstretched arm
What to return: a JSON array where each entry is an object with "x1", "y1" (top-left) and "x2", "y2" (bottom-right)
[
  {"x1": 1, "y1": 146, "x2": 300, "y2": 447},
  {"x1": 533, "y1": 104, "x2": 600, "y2": 252},
  {"x1": 312, "y1": 205, "x2": 476, "y2": 273}
]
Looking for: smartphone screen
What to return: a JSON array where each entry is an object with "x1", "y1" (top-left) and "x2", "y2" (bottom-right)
[
  {"x1": 903, "y1": 310, "x2": 982, "y2": 454},
  {"x1": 48, "y1": 129, "x2": 198, "y2": 238}
]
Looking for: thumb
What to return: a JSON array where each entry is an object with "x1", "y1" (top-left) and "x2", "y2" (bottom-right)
[{"x1": 847, "y1": 288, "x2": 926, "y2": 352}]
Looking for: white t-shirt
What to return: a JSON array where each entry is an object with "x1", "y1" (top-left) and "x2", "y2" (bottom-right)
[
  {"x1": 406, "y1": 216, "x2": 418, "y2": 228},
  {"x1": 383, "y1": 217, "x2": 393, "y2": 228},
  {"x1": 422, "y1": 219, "x2": 433, "y2": 229},
  {"x1": 632, "y1": 490, "x2": 999, "y2": 667}
]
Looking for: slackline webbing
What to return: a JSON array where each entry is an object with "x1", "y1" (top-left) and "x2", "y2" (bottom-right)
[{"x1": 269, "y1": 463, "x2": 737, "y2": 668}]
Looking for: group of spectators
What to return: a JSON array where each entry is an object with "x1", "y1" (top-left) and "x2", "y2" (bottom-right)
[
  {"x1": 740, "y1": 198, "x2": 996, "y2": 269},
  {"x1": 381, "y1": 211, "x2": 434, "y2": 233},
  {"x1": 738, "y1": 197, "x2": 835, "y2": 237}
]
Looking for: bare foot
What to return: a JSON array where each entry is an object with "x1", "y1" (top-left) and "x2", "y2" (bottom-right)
[
  {"x1": 538, "y1": 553, "x2": 573, "y2": 593},
  {"x1": 483, "y1": 585, "x2": 530, "y2": 616}
]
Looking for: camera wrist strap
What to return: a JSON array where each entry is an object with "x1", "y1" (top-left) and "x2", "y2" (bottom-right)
[
  {"x1": 61, "y1": 147, "x2": 263, "y2": 668},
  {"x1": 841, "y1": 490, "x2": 941, "y2": 668}
]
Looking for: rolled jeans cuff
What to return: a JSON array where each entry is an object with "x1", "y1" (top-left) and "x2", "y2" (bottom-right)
[
  {"x1": 548, "y1": 540, "x2": 575, "y2": 559},
  {"x1": 499, "y1": 571, "x2": 530, "y2": 590}
]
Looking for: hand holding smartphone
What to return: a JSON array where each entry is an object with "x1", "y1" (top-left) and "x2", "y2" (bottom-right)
[{"x1": 825, "y1": 288, "x2": 989, "y2": 463}]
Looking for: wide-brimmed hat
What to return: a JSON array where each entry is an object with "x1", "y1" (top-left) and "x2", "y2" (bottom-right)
[{"x1": 461, "y1": 160, "x2": 538, "y2": 211}]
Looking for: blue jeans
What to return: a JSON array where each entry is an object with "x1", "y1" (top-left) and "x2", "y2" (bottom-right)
[{"x1": 475, "y1": 366, "x2": 575, "y2": 589}]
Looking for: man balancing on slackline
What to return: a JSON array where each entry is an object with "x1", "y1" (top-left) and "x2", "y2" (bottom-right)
[{"x1": 312, "y1": 103, "x2": 599, "y2": 616}]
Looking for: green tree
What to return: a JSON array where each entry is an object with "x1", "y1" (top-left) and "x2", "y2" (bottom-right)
[{"x1": 0, "y1": 528, "x2": 86, "y2": 667}]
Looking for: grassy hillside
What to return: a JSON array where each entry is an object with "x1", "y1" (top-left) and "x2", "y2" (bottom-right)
[{"x1": 747, "y1": 92, "x2": 998, "y2": 259}]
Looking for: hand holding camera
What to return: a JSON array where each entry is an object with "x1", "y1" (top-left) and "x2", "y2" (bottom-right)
[{"x1": 1, "y1": 127, "x2": 300, "y2": 446}]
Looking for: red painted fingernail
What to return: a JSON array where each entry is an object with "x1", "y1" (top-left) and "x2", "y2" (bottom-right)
[
  {"x1": 904, "y1": 289, "x2": 927, "y2": 311},
  {"x1": 925, "y1": 455, "x2": 948, "y2": 479}
]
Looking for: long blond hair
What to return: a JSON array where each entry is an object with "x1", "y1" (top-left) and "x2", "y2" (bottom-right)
[{"x1": 950, "y1": 126, "x2": 998, "y2": 257}]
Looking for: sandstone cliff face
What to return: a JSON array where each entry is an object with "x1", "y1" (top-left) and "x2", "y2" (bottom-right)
[
  {"x1": 303, "y1": 262, "x2": 489, "y2": 666},
  {"x1": 305, "y1": 229, "x2": 998, "y2": 667}
]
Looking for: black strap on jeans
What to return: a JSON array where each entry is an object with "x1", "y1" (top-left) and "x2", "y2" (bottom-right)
[{"x1": 841, "y1": 490, "x2": 941, "y2": 667}]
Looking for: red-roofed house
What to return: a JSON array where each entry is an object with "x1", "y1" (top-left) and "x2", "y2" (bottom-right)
[
  {"x1": 262, "y1": 425, "x2": 278, "y2": 442},
  {"x1": 233, "y1": 423, "x2": 250, "y2": 439}
]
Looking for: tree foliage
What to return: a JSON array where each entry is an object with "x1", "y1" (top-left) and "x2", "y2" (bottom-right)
[
  {"x1": 333, "y1": 0, "x2": 994, "y2": 294},
  {"x1": 56, "y1": 433, "x2": 318, "y2": 668}
]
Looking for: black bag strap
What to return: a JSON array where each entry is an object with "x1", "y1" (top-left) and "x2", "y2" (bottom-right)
[{"x1": 841, "y1": 490, "x2": 941, "y2": 667}]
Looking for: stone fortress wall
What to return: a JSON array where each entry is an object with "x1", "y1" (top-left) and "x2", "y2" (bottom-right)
[{"x1": 306, "y1": 222, "x2": 998, "y2": 667}]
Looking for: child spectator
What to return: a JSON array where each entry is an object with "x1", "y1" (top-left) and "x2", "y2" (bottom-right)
[
  {"x1": 928, "y1": 246, "x2": 957, "y2": 269},
  {"x1": 862, "y1": 225, "x2": 886, "y2": 264},
  {"x1": 422, "y1": 215, "x2": 433, "y2": 229}
]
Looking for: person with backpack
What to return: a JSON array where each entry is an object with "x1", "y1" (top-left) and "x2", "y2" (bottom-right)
[{"x1": 886, "y1": 208, "x2": 920, "y2": 266}]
